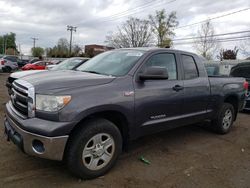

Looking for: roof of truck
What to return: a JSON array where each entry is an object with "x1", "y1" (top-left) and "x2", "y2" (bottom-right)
[{"x1": 114, "y1": 47, "x2": 197, "y2": 55}]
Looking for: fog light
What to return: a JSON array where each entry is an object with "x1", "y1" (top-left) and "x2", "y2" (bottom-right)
[{"x1": 32, "y1": 139, "x2": 45, "y2": 154}]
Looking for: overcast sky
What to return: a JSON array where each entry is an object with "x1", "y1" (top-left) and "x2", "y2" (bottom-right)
[{"x1": 0, "y1": 0, "x2": 249, "y2": 58}]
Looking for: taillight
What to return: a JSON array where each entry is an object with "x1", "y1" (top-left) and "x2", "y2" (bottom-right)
[
  {"x1": 243, "y1": 81, "x2": 249, "y2": 97},
  {"x1": 1, "y1": 60, "x2": 5, "y2": 65},
  {"x1": 243, "y1": 81, "x2": 249, "y2": 90}
]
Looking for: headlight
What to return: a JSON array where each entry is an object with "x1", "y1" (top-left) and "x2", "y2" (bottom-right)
[{"x1": 36, "y1": 94, "x2": 71, "y2": 112}]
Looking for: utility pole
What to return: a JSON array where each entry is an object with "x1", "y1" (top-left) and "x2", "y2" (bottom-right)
[
  {"x1": 19, "y1": 44, "x2": 22, "y2": 58},
  {"x1": 3, "y1": 37, "x2": 7, "y2": 54},
  {"x1": 67, "y1": 25, "x2": 77, "y2": 56},
  {"x1": 1, "y1": 38, "x2": 4, "y2": 54},
  {"x1": 31, "y1": 37, "x2": 38, "y2": 49}
]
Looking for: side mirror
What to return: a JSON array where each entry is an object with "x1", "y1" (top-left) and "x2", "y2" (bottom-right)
[{"x1": 139, "y1": 66, "x2": 168, "y2": 80}]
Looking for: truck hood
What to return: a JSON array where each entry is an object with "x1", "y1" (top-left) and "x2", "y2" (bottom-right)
[
  {"x1": 10, "y1": 70, "x2": 47, "y2": 79},
  {"x1": 20, "y1": 70, "x2": 115, "y2": 92}
]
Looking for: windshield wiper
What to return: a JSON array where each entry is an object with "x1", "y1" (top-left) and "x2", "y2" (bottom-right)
[
  {"x1": 82, "y1": 70, "x2": 102, "y2": 75},
  {"x1": 81, "y1": 70, "x2": 113, "y2": 76}
]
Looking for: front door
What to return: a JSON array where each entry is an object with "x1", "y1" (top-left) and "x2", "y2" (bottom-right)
[{"x1": 134, "y1": 52, "x2": 184, "y2": 135}]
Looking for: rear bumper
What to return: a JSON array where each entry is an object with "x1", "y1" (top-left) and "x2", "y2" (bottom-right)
[
  {"x1": 4, "y1": 115, "x2": 68, "y2": 161},
  {"x1": 243, "y1": 96, "x2": 250, "y2": 110}
]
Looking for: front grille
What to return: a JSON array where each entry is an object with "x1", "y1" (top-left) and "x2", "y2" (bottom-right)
[{"x1": 11, "y1": 82, "x2": 29, "y2": 118}]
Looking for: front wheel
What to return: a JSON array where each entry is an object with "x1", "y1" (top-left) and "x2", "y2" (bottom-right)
[
  {"x1": 212, "y1": 103, "x2": 235, "y2": 134},
  {"x1": 66, "y1": 118, "x2": 122, "y2": 179}
]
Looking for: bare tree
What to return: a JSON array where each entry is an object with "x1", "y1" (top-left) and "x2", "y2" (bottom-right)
[
  {"x1": 193, "y1": 20, "x2": 219, "y2": 60},
  {"x1": 149, "y1": 9, "x2": 178, "y2": 47},
  {"x1": 217, "y1": 47, "x2": 239, "y2": 60},
  {"x1": 240, "y1": 39, "x2": 250, "y2": 58},
  {"x1": 105, "y1": 17, "x2": 153, "y2": 48},
  {"x1": 72, "y1": 45, "x2": 82, "y2": 56}
]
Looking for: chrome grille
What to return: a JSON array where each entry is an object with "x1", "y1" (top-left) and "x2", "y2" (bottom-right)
[
  {"x1": 10, "y1": 80, "x2": 35, "y2": 119},
  {"x1": 11, "y1": 82, "x2": 28, "y2": 117}
]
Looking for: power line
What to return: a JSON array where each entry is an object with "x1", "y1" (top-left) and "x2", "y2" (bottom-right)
[
  {"x1": 67, "y1": 25, "x2": 77, "y2": 56},
  {"x1": 175, "y1": 37, "x2": 250, "y2": 45},
  {"x1": 173, "y1": 30, "x2": 250, "y2": 41},
  {"x1": 174, "y1": 36, "x2": 250, "y2": 45},
  {"x1": 176, "y1": 7, "x2": 250, "y2": 30},
  {"x1": 173, "y1": 35, "x2": 250, "y2": 45},
  {"x1": 99, "y1": 0, "x2": 161, "y2": 20},
  {"x1": 77, "y1": 0, "x2": 176, "y2": 25},
  {"x1": 101, "y1": 0, "x2": 176, "y2": 22}
]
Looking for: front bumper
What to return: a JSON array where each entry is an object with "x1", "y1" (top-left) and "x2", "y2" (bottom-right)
[
  {"x1": 4, "y1": 115, "x2": 68, "y2": 161},
  {"x1": 4, "y1": 102, "x2": 70, "y2": 161}
]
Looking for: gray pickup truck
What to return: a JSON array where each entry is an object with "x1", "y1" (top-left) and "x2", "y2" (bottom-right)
[{"x1": 4, "y1": 48, "x2": 248, "y2": 179}]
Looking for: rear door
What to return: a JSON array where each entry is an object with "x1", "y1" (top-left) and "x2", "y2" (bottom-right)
[
  {"x1": 134, "y1": 52, "x2": 184, "y2": 135},
  {"x1": 180, "y1": 54, "x2": 210, "y2": 119}
]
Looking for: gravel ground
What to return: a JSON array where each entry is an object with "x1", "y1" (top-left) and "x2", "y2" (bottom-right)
[{"x1": 1, "y1": 73, "x2": 250, "y2": 188}]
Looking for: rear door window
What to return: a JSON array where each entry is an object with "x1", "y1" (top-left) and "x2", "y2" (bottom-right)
[{"x1": 182, "y1": 55, "x2": 199, "y2": 79}]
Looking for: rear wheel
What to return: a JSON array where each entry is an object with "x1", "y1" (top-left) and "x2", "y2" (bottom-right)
[
  {"x1": 66, "y1": 118, "x2": 122, "y2": 179},
  {"x1": 212, "y1": 103, "x2": 235, "y2": 134},
  {"x1": 4, "y1": 66, "x2": 11, "y2": 73}
]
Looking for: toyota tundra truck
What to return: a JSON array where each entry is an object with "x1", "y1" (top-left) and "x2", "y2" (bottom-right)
[{"x1": 3, "y1": 48, "x2": 248, "y2": 179}]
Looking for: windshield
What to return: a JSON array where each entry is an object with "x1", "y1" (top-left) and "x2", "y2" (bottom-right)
[
  {"x1": 52, "y1": 58, "x2": 83, "y2": 70},
  {"x1": 76, "y1": 50, "x2": 145, "y2": 76}
]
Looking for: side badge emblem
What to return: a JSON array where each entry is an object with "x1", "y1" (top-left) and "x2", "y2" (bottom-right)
[{"x1": 124, "y1": 91, "x2": 134, "y2": 97}]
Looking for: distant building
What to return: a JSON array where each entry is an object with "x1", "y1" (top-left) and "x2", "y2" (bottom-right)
[{"x1": 85, "y1": 44, "x2": 114, "y2": 57}]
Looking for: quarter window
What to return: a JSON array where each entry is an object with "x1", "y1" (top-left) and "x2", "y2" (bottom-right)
[
  {"x1": 182, "y1": 55, "x2": 198, "y2": 79},
  {"x1": 143, "y1": 53, "x2": 177, "y2": 80}
]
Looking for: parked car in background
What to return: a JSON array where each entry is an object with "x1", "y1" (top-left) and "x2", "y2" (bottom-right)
[
  {"x1": 204, "y1": 62, "x2": 235, "y2": 76},
  {"x1": 50, "y1": 57, "x2": 89, "y2": 70},
  {"x1": 4, "y1": 48, "x2": 248, "y2": 179},
  {"x1": 21, "y1": 61, "x2": 49, "y2": 70},
  {"x1": 28, "y1": 58, "x2": 40, "y2": 64},
  {"x1": 6, "y1": 57, "x2": 90, "y2": 94},
  {"x1": 0, "y1": 56, "x2": 19, "y2": 72},
  {"x1": 0, "y1": 61, "x2": 3, "y2": 72},
  {"x1": 230, "y1": 62, "x2": 250, "y2": 110},
  {"x1": 203, "y1": 60, "x2": 250, "y2": 77},
  {"x1": 17, "y1": 59, "x2": 29, "y2": 68},
  {"x1": 204, "y1": 63, "x2": 221, "y2": 76},
  {"x1": 46, "y1": 60, "x2": 62, "y2": 70},
  {"x1": 2, "y1": 55, "x2": 19, "y2": 63}
]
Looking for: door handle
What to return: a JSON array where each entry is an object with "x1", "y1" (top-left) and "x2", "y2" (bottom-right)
[{"x1": 172, "y1": 85, "x2": 184, "y2": 92}]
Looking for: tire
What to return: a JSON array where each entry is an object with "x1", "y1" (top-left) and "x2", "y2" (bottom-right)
[
  {"x1": 212, "y1": 103, "x2": 235, "y2": 134},
  {"x1": 3, "y1": 66, "x2": 11, "y2": 73},
  {"x1": 66, "y1": 118, "x2": 122, "y2": 179}
]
